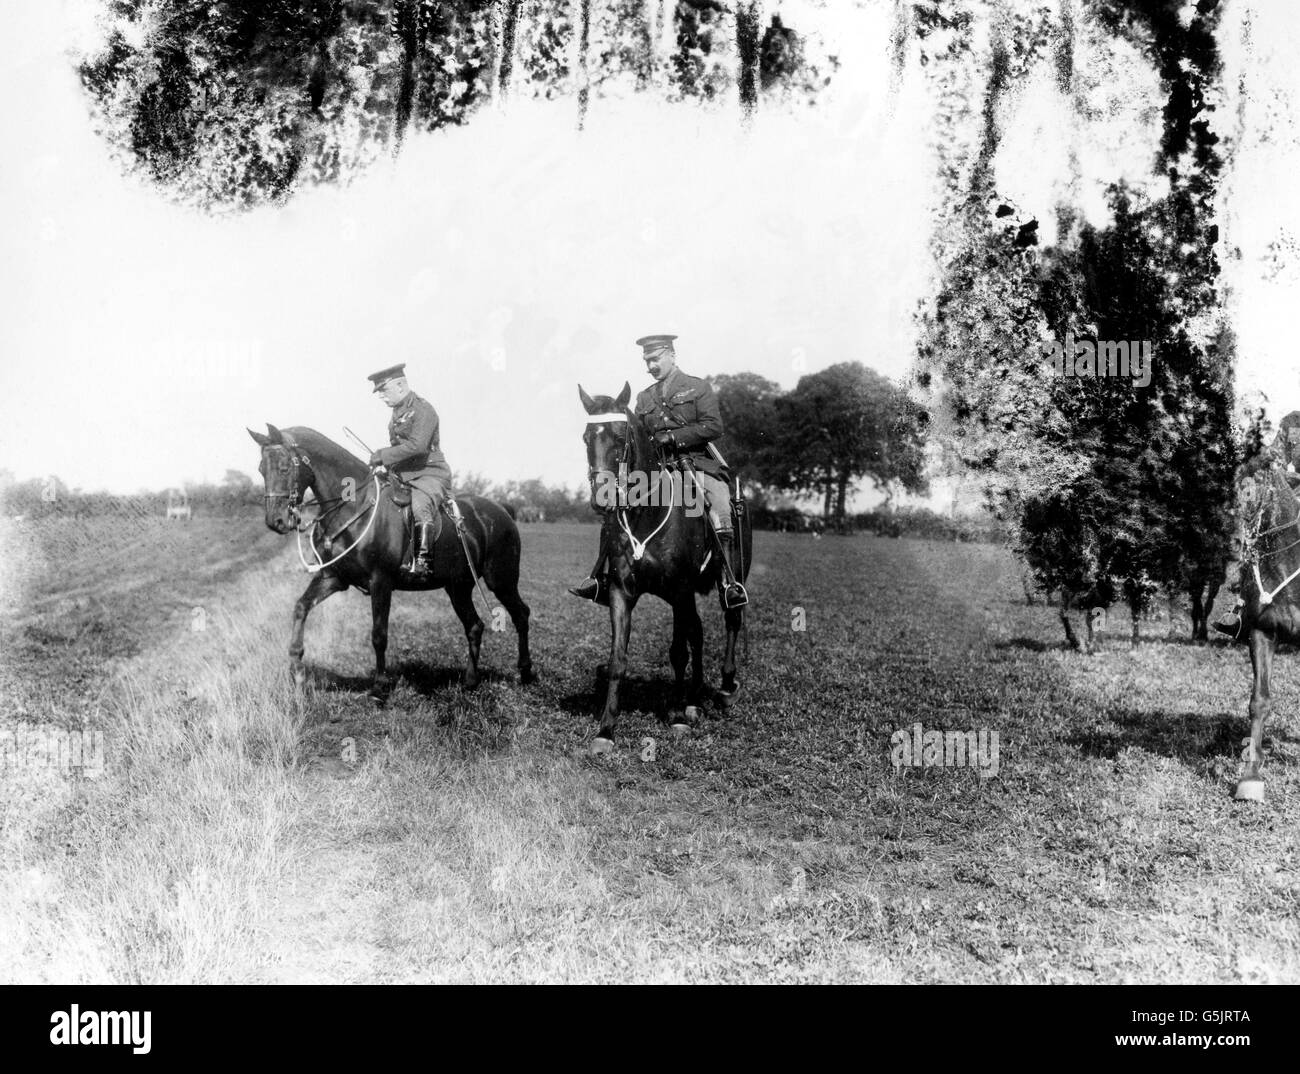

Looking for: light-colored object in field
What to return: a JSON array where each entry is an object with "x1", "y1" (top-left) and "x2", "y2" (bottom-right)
[
  {"x1": 165, "y1": 489, "x2": 191, "y2": 520},
  {"x1": 1234, "y1": 778, "x2": 1264, "y2": 802}
]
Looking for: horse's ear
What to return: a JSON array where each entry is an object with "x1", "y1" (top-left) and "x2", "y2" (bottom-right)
[
  {"x1": 248, "y1": 428, "x2": 272, "y2": 447},
  {"x1": 265, "y1": 423, "x2": 284, "y2": 444},
  {"x1": 578, "y1": 385, "x2": 597, "y2": 413},
  {"x1": 616, "y1": 382, "x2": 631, "y2": 408}
]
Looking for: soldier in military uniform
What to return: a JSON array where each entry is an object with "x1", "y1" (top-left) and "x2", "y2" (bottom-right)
[
  {"x1": 1213, "y1": 411, "x2": 1300, "y2": 636},
  {"x1": 367, "y1": 363, "x2": 453, "y2": 577},
  {"x1": 570, "y1": 334, "x2": 749, "y2": 609}
]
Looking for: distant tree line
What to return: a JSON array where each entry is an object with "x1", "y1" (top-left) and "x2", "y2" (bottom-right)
[
  {"x1": 0, "y1": 470, "x2": 264, "y2": 520},
  {"x1": 713, "y1": 361, "x2": 929, "y2": 523},
  {"x1": 3, "y1": 360, "x2": 930, "y2": 528}
]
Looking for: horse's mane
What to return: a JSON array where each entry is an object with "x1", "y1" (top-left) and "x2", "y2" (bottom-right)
[{"x1": 284, "y1": 427, "x2": 370, "y2": 480}]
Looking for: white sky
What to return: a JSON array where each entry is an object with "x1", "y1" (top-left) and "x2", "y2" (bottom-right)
[{"x1": 0, "y1": 0, "x2": 1296, "y2": 496}]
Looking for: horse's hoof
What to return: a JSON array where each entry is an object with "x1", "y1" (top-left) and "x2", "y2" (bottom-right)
[
  {"x1": 713, "y1": 685, "x2": 739, "y2": 709},
  {"x1": 464, "y1": 675, "x2": 480, "y2": 690},
  {"x1": 292, "y1": 666, "x2": 307, "y2": 689},
  {"x1": 590, "y1": 737, "x2": 614, "y2": 755},
  {"x1": 520, "y1": 667, "x2": 538, "y2": 686},
  {"x1": 670, "y1": 722, "x2": 691, "y2": 737},
  {"x1": 1234, "y1": 778, "x2": 1265, "y2": 802}
]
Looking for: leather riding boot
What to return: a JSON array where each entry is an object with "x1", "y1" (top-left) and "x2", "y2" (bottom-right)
[
  {"x1": 716, "y1": 533, "x2": 749, "y2": 609},
  {"x1": 570, "y1": 518, "x2": 613, "y2": 605},
  {"x1": 409, "y1": 521, "x2": 436, "y2": 577}
]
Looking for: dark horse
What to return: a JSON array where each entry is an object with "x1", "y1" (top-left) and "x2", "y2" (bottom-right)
[
  {"x1": 1232, "y1": 457, "x2": 1300, "y2": 801},
  {"x1": 249, "y1": 424, "x2": 534, "y2": 696},
  {"x1": 579, "y1": 385, "x2": 751, "y2": 753}
]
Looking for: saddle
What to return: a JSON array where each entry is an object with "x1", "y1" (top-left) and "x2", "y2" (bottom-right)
[{"x1": 385, "y1": 476, "x2": 462, "y2": 573}]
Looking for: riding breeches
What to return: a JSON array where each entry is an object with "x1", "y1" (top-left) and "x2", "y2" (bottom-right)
[
  {"x1": 405, "y1": 473, "x2": 448, "y2": 524},
  {"x1": 691, "y1": 471, "x2": 734, "y2": 535}
]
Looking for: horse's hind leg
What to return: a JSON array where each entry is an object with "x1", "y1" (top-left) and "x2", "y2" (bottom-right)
[
  {"x1": 1236, "y1": 628, "x2": 1273, "y2": 801},
  {"x1": 491, "y1": 577, "x2": 535, "y2": 685},
  {"x1": 289, "y1": 571, "x2": 347, "y2": 687},
  {"x1": 447, "y1": 582, "x2": 485, "y2": 689}
]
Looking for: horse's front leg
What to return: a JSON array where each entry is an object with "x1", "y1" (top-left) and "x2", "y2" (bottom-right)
[
  {"x1": 1236, "y1": 627, "x2": 1273, "y2": 801},
  {"x1": 289, "y1": 571, "x2": 347, "y2": 687},
  {"x1": 716, "y1": 604, "x2": 742, "y2": 709},
  {"x1": 593, "y1": 587, "x2": 637, "y2": 754},
  {"x1": 669, "y1": 595, "x2": 703, "y2": 734},
  {"x1": 369, "y1": 573, "x2": 394, "y2": 702}
]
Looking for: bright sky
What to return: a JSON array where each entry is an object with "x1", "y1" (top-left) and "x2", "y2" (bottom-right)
[{"x1": 0, "y1": 0, "x2": 1296, "y2": 496}]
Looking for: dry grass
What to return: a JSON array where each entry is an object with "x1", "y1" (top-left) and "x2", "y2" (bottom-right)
[{"x1": 2, "y1": 517, "x2": 1298, "y2": 982}]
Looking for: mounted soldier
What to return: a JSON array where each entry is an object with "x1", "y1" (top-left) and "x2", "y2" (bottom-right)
[
  {"x1": 366, "y1": 363, "x2": 453, "y2": 578},
  {"x1": 1213, "y1": 410, "x2": 1300, "y2": 637},
  {"x1": 570, "y1": 334, "x2": 748, "y2": 610}
]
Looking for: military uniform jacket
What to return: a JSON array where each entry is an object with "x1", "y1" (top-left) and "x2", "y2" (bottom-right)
[
  {"x1": 376, "y1": 391, "x2": 452, "y2": 484},
  {"x1": 634, "y1": 367, "x2": 727, "y2": 478}
]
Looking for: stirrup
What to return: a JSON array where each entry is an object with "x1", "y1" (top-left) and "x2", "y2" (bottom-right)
[
  {"x1": 569, "y1": 576, "x2": 609, "y2": 606},
  {"x1": 721, "y1": 580, "x2": 749, "y2": 610},
  {"x1": 1211, "y1": 613, "x2": 1241, "y2": 638}
]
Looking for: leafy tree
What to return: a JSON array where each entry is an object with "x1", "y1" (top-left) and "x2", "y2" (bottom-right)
[
  {"x1": 78, "y1": 0, "x2": 836, "y2": 210},
  {"x1": 710, "y1": 371, "x2": 782, "y2": 490},
  {"x1": 770, "y1": 362, "x2": 928, "y2": 521},
  {"x1": 912, "y1": 0, "x2": 1237, "y2": 646}
]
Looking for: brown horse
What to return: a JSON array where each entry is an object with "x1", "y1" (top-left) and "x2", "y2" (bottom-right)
[
  {"x1": 249, "y1": 424, "x2": 534, "y2": 697},
  {"x1": 1232, "y1": 458, "x2": 1300, "y2": 801},
  {"x1": 578, "y1": 386, "x2": 750, "y2": 752}
]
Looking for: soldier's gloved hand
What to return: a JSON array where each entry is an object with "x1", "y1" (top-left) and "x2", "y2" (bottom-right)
[
  {"x1": 653, "y1": 430, "x2": 676, "y2": 449},
  {"x1": 368, "y1": 451, "x2": 384, "y2": 467}
]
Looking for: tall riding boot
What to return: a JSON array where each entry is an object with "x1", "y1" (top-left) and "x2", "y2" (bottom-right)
[
  {"x1": 570, "y1": 517, "x2": 614, "y2": 605},
  {"x1": 716, "y1": 532, "x2": 749, "y2": 609},
  {"x1": 409, "y1": 521, "x2": 437, "y2": 577}
]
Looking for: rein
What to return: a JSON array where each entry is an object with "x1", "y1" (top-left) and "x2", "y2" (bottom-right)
[
  {"x1": 1245, "y1": 473, "x2": 1300, "y2": 607},
  {"x1": 265, "y1": 438, "x2": 383, "y2": 573},
  {"x1": 296, "y1": 475, "x2": 382, "y2": 573},
  {"x1": 586, "y1": 412, "x2": 674, "y2": 562}
]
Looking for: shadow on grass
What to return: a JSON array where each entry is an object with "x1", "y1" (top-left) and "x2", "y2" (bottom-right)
[
  {"x1": 553, "y1": 665, "x2": 701, "y2": 723},
  {"x1": 995, "y1": 636, "x2": 1064, "y2": 653},
  {"x1": 1064, "y1": 707, "x2": 1250, "y2": 765},
  {"x1": 309, "y1": 661, "x2": 514, "y2": 697}
]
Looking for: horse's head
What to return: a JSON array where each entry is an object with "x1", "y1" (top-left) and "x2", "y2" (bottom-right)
[
  {"x1": 578, "y1": 383, "x2": 634, "y2": 512},
  {"x1": 247, "y1": 424, "x2": 316, "y2": 534}
]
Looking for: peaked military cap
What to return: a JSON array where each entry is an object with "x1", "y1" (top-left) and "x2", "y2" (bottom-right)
[
  {"x1": 368, "y1": 363, "x2": 407, "y2": 392},
  {"x1": 636, "y1": 334, "x2": 677, "y2": 353}
]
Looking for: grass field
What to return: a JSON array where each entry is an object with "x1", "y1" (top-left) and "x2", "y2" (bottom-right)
[{"x1": 2, "y1": 515, "x2": 1298, "y2": 983}]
